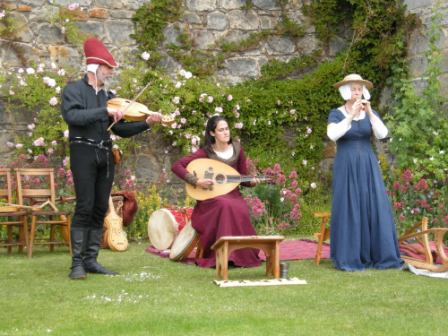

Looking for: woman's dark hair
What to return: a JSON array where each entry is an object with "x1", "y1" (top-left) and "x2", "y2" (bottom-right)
[{"x1": 203, "y1": 115, "x2": 232, "y2": 151}]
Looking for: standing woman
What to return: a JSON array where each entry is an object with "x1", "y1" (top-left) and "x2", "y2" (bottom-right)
[
  {"x1": 327, "y1": 74, "x2": 403, "y2": 271},
  {"x1": 172, "y1": 115, "x2": 261, "y2": 268}
]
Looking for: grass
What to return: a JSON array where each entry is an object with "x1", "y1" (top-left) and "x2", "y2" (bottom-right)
[{"x1": 0, "y1": 242, "x2": 447, "y2": 336}]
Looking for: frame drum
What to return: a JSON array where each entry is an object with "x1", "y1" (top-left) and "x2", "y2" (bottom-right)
[
  {"x1": 147, "y1": 209, "x2": 178, "y2": 250},
  {"x1": 169, "y1": 222, "x2": 199, "y2": 261}
]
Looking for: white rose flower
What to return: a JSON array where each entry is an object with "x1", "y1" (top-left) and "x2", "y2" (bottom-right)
[
  {"x1": 141, "y1": 51, "x2": 150, "y2": 61},
  {"x1": 310, "y1": 182, "x2": 317, "y2": 189},
  {"x1": 49, "y1": 97, "x2": 58, "y2": 106}
]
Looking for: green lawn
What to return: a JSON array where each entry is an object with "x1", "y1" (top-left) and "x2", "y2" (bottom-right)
[{"x1": 0, "y1": 243, "x2": 446, "y2": 336}]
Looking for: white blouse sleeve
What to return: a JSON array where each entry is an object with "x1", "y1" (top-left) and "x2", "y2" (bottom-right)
[
  {"x1": 369, "y1": 114, "x2": 388, "y2": 139},
  {"x1": 327, "y1": 118, "x2": 351, "y2": 142}
]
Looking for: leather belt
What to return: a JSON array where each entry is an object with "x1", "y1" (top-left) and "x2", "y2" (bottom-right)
[{"x1": 69, "y1": 137, "x2": 112, "y2": 151}]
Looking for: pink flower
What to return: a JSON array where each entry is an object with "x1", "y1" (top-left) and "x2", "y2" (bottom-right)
[
  {"x1": 393, "y1": 202, "x2": 402, "y2": 210},
  {"x1": 277, "y1": 222, "x2": 290, "y2": 231},
  {"x1": 289, "y1": 204, "x2": 301, "y2": 220},
  {"x1": 289, "y1": 170, "x2": 298, "y2": 179},
  {"x1": 35, "y1": 154, "x2": 48, "y2": 163},
  {"x1": 414, "y1": 179, "x2": 429, "y2": 191},
  {"x1": 401, "y1": 169, "x2": 412, "y2": 182},
  {"x1": 393, "y1": 181, "x2": 400, "y2": 190},
  {"x1": 290, "y1": 180, "x2": 298, "y2": 189},
  {"x1": 273, "y1": 163, "x2": 281, "y2": 174},
  {"x1": 68, "y1": 3, "x2": 80, "y2": 11},
  {"x1": 277, "y1": 174, "x2": 286, "y2": 184}
]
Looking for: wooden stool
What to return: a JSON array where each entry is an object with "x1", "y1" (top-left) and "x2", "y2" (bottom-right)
[
  {"x1": 211, "y1": 235, "x2": 284, "y2": 280},
  {"x1": 313, "y1": 212, "x2": 330, "y2": 265}
]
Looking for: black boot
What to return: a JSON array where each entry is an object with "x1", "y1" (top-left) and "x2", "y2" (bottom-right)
[
  {"x1": 83, "y1": 228, "x2": 118, "y2": 275},
  {"x1": 69, "y1": 228, "x2": 87, "y2": 280}
]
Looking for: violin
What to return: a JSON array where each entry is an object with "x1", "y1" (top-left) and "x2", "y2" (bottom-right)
[{"x1": 107, "y1": 97, "x2": 175, "y2": 125}]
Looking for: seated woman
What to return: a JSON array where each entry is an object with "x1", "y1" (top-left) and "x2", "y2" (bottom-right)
[{"x1": 171, "y1": 115, "x2": 261, "y2": 268}]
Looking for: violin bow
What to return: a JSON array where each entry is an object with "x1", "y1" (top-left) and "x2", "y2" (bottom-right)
[{"x1": 107, "y1": 82, "x2": 151, "y2": 131}]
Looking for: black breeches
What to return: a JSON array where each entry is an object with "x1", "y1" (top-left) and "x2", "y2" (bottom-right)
[{"x1": 70, "y1": 143, "x2": 114, "y2": 229}]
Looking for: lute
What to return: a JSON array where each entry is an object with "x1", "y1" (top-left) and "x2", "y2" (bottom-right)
[
  {"x1": 104, "y1": 196, "x2": 128, "y2": 252},
  {"x1": 185, "y1": 158, "x2": 269, "y2": 201}
]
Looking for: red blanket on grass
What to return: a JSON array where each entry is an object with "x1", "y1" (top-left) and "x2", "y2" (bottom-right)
[
  {"x1": 146, "y1": 239, "x2": 330, "y2": 263},
  {"x1": 399, "y1": 241, "x2": 448, "y2": 265}
]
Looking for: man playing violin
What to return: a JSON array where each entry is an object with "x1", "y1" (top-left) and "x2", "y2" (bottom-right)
[{"x1": 61, "y1": 37, "x2": 162, "y2": 280}]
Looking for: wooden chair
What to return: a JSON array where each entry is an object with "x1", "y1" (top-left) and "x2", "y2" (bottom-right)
[
  {"x1": 15, "y1": 168, "x2": 71, "y2": 258},
  {"x1": 313, "y1": 212, "x2": 330, "y2": 265},
  {"x1": 398, "y1": 217, "x2": 448, "y2": 272},
  {"x1": 0, "y1": 168, "x2": 29, "y2": 254}
]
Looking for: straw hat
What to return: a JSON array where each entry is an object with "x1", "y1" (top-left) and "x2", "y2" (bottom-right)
[{"x1": 334, "y1": 74, "x2": 373, "y2": 89}]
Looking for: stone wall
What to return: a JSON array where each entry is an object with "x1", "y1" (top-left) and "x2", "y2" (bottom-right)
[
  {"x1": 404, "y1": 0, "x2": 448, "y2": 96},
  {"x1": 0, "y1": 0, "x2": 446, "y2": 183}
]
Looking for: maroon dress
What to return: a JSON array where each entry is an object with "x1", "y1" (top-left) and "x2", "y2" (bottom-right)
[{"x1": 171, "y1": 142, "x2": 261, "y2": 268}]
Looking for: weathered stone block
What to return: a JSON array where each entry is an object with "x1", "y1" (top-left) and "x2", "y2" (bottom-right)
[
  {"x1": 163, "y1": 24, "x2": 181, "y2": 46},
  {"x1": 17, "y1": 5, "x2": 32, "y2": 12},
  {"x1": 48, "y1": 45, "x2": 80, "y2": 67},
  {"x1": 253, "y1": 0, "x2": 279, "y2": 10},
  {"x1": 94, "y1": 0, "x2": 123, "y2": 9},
  {"x1": 183, "y1": 11, "x2": 202, "y2": 24},
  {"x1": 186, "y1": 0, "x2": 217, "y2": 12},
  {"x1": 260, "y1": 15, "x2": 279, "y2": 30},
  {"x1": 110, "y1": 10, "x2": 135, "y2": 19},
  {"x1": 228, "y1": 10, "x2": 259, "y2": 30},
  {"x1": 105, "y1": 21, "x2": 134, "y2": 44},
  {"x1": 224, "y1": 57, "x2": 259, "y2": 77},
  {"x1": 266, "y1": 36, "x2": 296, "y2": 55},
  {"x1": 191, "y1": 29, "x2": 216, "y2": 49},
  {"x1": 76, "y1": 21, "x2": 106, "y2": 40},
  {"x1": 404, "y1": 0, "x2": 433, "y2": 11},
  {"x1": 16, "y1": 0, "x2": 46, "y2": 6},
  {"x1": 207, "y1": 11, "x2": 228, "y2": 30},
  {"x1": 89, "y1": 8, "x2": 109, "y2": 19},
  {"x1": 36, "y1": 24, "x2": 64, "y2": 44},
  {"x1": 217, "y1": 0, "x2": 245, "y2": 10},
  {"x1": 328, "y1": 35, "x2": 347, "y2": 57}
]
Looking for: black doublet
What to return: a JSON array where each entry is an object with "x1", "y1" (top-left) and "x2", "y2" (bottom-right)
[{"x1": 61, "y1": 75, "x2": 150, "y2": 230}]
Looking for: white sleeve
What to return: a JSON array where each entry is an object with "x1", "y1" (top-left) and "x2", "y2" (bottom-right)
[
  {"x1": 369, "y1": 114, "x2": 388, "y2": 139},
  {"x1": 327, "y1": 118, "x2": 351, "y2": 142}
]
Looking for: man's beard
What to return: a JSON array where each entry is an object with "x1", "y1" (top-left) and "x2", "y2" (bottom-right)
[{"x1": 96, "y1": 70, "x2": 112, "y2": 91}]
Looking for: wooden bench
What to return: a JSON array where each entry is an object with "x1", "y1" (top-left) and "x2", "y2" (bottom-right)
[
  {"x1": 211, "y1": 235, "x2": 284, "y2": 280},
  {"x1": 314, "y1": 212, "x2": 330, "y2": 265}
]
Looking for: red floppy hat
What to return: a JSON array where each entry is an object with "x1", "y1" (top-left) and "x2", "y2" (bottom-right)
[{"x1": 83, "y1": 37, "x2": 118, "y2": 68}]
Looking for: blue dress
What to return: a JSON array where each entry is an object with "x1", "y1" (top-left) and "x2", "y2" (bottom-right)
[{"x1": 328, "y1": 108, "x2": 403, "y2": 271}]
